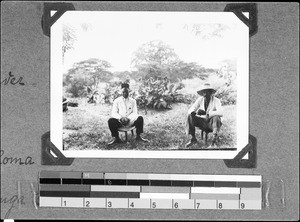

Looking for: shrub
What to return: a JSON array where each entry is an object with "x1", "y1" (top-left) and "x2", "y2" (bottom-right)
[{"x1": 135, "y1": 77, "x2": 184, "y2": 111}]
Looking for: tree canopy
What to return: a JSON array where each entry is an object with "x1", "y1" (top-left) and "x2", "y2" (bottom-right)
[{"x1": 64, "y1": 58, "x2": 112, "y2": 97}]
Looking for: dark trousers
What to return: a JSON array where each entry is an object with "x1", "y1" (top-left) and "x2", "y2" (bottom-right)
[
  {"x1": 108, "y1": 116, "x2": 144, "y2": 138},
  {"x1": 188, "y1": 114, "x2": 222, "y2": 137}
]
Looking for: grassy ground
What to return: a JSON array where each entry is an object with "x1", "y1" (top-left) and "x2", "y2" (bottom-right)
[{"x1": 63, "y1": 100, "x2": 236, "y2": 150}]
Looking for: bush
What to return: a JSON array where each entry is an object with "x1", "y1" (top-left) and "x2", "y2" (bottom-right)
[
  {"x1": 215, "y1": 85, "x2": 237, "y2": 105},
  {"x1": 135, "y1": 77, "x2": 184, "y2": 111}
]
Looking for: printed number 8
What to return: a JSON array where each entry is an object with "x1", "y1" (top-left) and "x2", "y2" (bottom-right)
[{"x1": 218, "y1": 203, "x2": 223, "y2": 209}]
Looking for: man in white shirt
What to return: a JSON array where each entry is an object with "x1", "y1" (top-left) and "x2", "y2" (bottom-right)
[
  {"x1": 108, "y1": 83, "x2": 148, "y2": 145},
  {"x1": 186, "y1": 83, "x2": 223, "y2": 147}
]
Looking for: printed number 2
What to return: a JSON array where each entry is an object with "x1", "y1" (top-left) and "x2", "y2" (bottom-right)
[{"x1": 86, "y1": 201, "x2": 90, "y2": 207}]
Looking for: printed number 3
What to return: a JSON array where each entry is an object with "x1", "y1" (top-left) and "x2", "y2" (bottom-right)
[{"x1": 108, "y1": 201, "x2": 112, "y2": 208}]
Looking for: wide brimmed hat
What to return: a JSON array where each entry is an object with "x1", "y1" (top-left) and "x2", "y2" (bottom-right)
[{"x1": 197, "y1": 83, "x2": 216, "y2": 96}]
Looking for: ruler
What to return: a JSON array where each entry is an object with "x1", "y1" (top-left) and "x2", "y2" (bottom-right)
[{"x1": 39, "y1": 171, "x2": 262, "y2": 210}]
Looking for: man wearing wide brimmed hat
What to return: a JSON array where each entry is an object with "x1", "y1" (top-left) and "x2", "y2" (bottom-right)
[
  {"x1": 107, "y1": 82, "x2": 149, "y2": 145},
  {"x1": 186, "y1": 82, "x2": 223, "y2": 147}
]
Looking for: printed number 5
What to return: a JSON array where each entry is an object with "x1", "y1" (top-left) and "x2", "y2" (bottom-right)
[{"x1": 152, "y1": 202, "x2": 156, "y2": 208}]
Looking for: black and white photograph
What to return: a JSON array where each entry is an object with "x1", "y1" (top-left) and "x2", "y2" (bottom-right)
[{"x1": 51, "y1": 11, "x2": 249, "y2": 158}]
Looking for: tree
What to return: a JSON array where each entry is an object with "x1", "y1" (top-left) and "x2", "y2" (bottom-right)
[
  {"x1": 132, "y1": 40, "x2": 179, "y2": 67},
  {"x1": 62, "y1": 24, "x2": 77, "y2": 62},
  {"x1": 63, "y1": 58, "x2": 112, "y2": 97}
]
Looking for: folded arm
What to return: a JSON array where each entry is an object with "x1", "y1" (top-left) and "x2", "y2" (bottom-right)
[
  {"x1": 188, "y1": 97, "x2": 201, "y2": 114},
  {"x1": 208, "y1": 99, "x2": 223, "y2": 117}
]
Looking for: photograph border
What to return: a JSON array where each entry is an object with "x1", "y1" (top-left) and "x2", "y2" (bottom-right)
[{"x1": 51, "y1": 11, "x2": 249, "y2": 159}]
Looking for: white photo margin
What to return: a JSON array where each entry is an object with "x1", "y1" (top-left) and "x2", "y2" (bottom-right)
[{"x1": 50, "y1": 11, "x2": 249, "y2": 159}]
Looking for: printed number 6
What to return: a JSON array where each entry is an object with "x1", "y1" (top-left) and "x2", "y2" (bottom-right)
[{"x1": 174, "y1": 202, "x2": 179, "y2": 208}]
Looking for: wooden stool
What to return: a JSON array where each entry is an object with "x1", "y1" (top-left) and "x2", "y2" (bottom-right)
[
  {"x1": 118, "y1": 126, "x2": 136, "y2": 142},
  {"x1": 200, "y1": 130, "x2": 211, "y2": 144}
]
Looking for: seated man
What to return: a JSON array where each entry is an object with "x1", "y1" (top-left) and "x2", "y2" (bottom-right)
[
  {"x1": 186, "y1": 83, "x2": 223, "y2": 147},
  {"x1": 108, "y1": 83, "x2": 149, "y2": 145}
]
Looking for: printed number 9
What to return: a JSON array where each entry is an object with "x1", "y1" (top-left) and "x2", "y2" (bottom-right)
[{"x1": 241, "y1": 203, "x2": 245, "y2": 209}]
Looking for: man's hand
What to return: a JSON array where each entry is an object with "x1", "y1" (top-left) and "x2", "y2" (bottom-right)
[
  {"x1": 120, "y1": 117, "x2": 130, "y2": 126},
  {"x1": 197, "y1": 109, "x2": 206, "y2": 115}
]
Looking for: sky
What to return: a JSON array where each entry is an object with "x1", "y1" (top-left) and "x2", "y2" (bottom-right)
[{"x1": 59, "y1": 11, "x2": 247, "y2": 73}]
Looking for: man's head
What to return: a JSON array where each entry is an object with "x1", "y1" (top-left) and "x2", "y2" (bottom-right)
[
  {"x1": 121, "y1": 83, "x2": 130, "y2": 99},
  {"x1": 202, "y1": 89, "x2": 215, "y2": 98},
  {"x1": 197, "y1": 83, "x2": 216, "y2": 98}
]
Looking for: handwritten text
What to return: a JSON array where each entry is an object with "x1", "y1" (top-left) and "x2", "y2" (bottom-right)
[
  {"x1": 1, "y1": 194, "x2": 25, "y2": 219},
  {"x1": 1, "y1": 71, "x2": 25, "y2": 86},
  {"x1": 0, "y1": 150, "x2": 35, "y2": 165}
]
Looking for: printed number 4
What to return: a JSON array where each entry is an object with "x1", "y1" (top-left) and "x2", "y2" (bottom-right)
[{"x1": 130, "y1": 202, "x2": 134, "y2": 208}]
